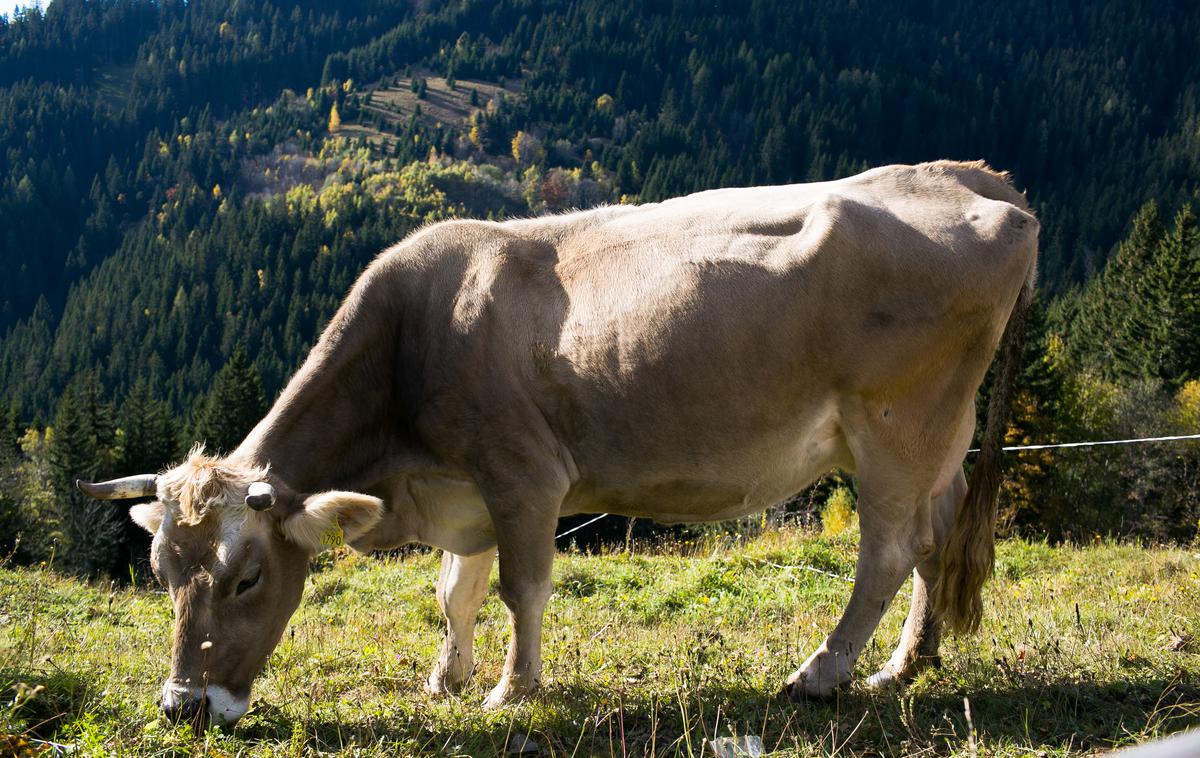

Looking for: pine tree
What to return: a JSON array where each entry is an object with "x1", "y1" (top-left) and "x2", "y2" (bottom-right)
[
  {"x1": 1153, "y1": 204, "x2": 1200, "y2": 384},
  {"x1": 120, "y1": 377, "x2": 179, "y2": 475},
  {"x1": 1069, "y1": 201, "x2": 1165, "y2": 380},
  {"x1": 190, "y1": 347, "x2": 268, "y2": 454},
  {"x1": 49, "y1": 375, "x2": 123, "y2": 576}
]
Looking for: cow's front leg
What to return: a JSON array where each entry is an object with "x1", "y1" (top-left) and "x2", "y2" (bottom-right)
[
  {"x1": 481, "y1": 495, "x2": 560, "y2": 710},
  {"x1": 427, "y1": 549, "x2": 495, "y2": 695}
]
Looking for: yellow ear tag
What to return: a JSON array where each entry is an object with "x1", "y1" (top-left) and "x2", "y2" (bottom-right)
[{"x1": 319, "y1": 520, "x2": 344, "y2": 548}]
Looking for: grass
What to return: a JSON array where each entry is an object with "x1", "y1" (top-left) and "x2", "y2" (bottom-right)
[{"x1": 1, "y1": 528, "x2": 1198, "y2": 756}]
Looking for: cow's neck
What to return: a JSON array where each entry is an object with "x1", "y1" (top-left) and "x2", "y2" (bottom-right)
[{"x1": 231, "y1": 283, "x2": 405, "y2": 494}]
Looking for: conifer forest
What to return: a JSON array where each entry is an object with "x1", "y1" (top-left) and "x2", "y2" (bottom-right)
[{"x1": 1, "y1": 0, "x2": 1199, "y2": 576}]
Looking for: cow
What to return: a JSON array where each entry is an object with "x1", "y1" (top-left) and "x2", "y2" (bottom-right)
[{"x1": 78, "y1": 160, "x2": 1037, "y2": 726}]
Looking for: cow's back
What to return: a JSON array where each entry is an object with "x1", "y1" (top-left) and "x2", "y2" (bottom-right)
[{"x1": 407, "y1": 162, "x2": 1037, "y2": 521}]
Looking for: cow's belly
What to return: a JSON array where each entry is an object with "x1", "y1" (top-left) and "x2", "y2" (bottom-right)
[
  {"x1": 362, "y1": 401, "x2": 850, "y2": 553},
  {"x1": 561, "y1": 399, "x2": 850, "y2": 523}
]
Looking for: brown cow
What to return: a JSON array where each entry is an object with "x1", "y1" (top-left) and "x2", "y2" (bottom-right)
[{"x1": 79, "y1": 160, "x2": 1037, "y2": 725}]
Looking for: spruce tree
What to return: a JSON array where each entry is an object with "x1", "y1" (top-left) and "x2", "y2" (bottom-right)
[
  {"x1": 1069, "y1": 201, "x2": 1165, "y2": 381},
  {"x1": 190, "y1": 347, "x2": 268, "y2": 454},
  {"x1": 115, "y1": 378, "x2": 178, "y2": 576},
  {"x1": 0, "y1": 400, "x2": 22, "y2": 557},
  {"x1": 120, "y1": 377, "x2": 179, "y2": 475},
  {"x1": 49, "y1": 376, "x2": 123, "y2": 576},
  {"x1": 1068, "y1": 201, "x2": 1200, "y2": 390},
  {"x1": 0, "y1": 399, "x2": 19, "y2": 459},
  {"x1": 1153, "y1": 204, "x2": 1200, "y2": 384}
]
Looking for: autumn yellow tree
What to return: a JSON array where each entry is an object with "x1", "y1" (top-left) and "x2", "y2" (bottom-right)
[
  {"x1": 328, "y1": 103, "x2": 341, "y2": 133},
  {"x1": 511, "y1": 130, "x2": 544, "y2": 167}
]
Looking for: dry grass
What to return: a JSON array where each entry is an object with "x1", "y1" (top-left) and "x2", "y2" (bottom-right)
[{"x1": 1, "y1": 528, "x2": 1198, "y2": 755}]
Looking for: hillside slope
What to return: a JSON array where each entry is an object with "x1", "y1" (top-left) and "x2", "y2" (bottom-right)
[{"x1": 0, "y1": 0, "x2": 1198, "y2": 420}]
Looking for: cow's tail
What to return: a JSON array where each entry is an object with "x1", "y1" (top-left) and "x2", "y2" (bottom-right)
[{"x1": 932, "y1": 272, "x2": 1034, "y2": 636}]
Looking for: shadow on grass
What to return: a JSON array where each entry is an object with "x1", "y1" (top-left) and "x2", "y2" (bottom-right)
[
  {"x1": 223, "y1": 672, "x2": 1200, "y2": 756},
  {"x1": 0, "y1": 667, "x2": 98, "y2": 742}
]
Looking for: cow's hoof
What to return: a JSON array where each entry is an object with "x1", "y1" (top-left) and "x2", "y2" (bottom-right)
[
  {"x1": 782, "y1": 675, "x2": 839, "y2": 702},
  {"x1": 784, "y1": 657, "x2": 851, "y2": 701},
  {"x1": 482, "y1": 678, "x2": 538, "y2": 711},
  {"x1": 865, "y1": 665, "x2": 901, "y2": 690},
  {"x1": 426, "y1": 660, "x2": 473, "y2": 695},
  {"x1": 426, "y1": 671, "x2": 465, "y2": 696},
  {"x1": 865, "y1": 654, "x2": 940, "y2": 690}
]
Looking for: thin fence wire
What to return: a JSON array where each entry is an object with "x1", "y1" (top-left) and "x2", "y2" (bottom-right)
[
  {"x1": 554, "y1": 432, "x2": 1200, "y2": 540},
  {"x1": 969, "y1": 431, "x2": 1200, "y2": 453},
  {"x1": 554, "y1": 513, "x2": 610, "y2": 541}
]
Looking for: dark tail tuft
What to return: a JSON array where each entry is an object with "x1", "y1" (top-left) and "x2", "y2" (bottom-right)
[{"x1": 932, "y1": 279, "x2": 1033, "y2": 635}]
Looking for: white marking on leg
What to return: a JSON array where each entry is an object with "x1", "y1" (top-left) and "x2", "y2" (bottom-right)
[{"x1": 429, "y1": 550, "x2": 494, "y2": 694}]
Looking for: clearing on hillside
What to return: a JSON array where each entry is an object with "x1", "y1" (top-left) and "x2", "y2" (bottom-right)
[{"x1": 339, "y1": 71, "x2": 521, "y2": 148}]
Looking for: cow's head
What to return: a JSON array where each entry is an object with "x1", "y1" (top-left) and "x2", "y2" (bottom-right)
[{"x1": 77, "y1": 447, "x2": 382, "y2": 727}]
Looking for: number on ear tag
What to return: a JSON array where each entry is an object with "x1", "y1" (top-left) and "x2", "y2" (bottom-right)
[{"x1": 320, "y1": 520, "x2": 344, "y2": 548}]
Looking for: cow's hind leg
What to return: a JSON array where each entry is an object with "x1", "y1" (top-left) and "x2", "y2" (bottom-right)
[
  {"x1": 867, "y1": 468, "x2": 966, "y2": 688},
  {"x1": 786, "y1": 461, "x2": 937, "y2": 699},
  {"x1": 427, "y1": 549, "x2": 495, "y2": 695}
]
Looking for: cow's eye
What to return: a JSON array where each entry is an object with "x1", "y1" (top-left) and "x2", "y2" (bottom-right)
[{"x1": 236, "y1": 569, "x2": 261, "y2": 596}]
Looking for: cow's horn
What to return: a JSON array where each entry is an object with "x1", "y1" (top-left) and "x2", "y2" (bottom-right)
[
  {"x1": 75, "y1": 474, "x2": 159, "y2": 500},
  {"x1": 245, "y1": 481, "x2": 276, "y2": 511}
]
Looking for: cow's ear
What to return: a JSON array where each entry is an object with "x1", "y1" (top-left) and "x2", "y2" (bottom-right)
[
  {"x1": 282, "y1": 491, "x2": 383, "y2": 553},
  {"x1": 129, "y1": 501, "x2": 166, "y2": 534}
]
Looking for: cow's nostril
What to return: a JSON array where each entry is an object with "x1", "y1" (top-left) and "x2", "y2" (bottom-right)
[{"x1": 163, "y1": 693, "x2": 207, "y2": 724}]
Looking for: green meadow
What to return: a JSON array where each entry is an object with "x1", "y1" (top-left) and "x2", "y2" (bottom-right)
[{"x1": 2, "y1": 528, "x2": 1198, "y2": 756}]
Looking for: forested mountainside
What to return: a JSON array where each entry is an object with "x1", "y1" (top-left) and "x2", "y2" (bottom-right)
[{"x1": 0, "y1": 0, "x2": 1198, "y2": 574}]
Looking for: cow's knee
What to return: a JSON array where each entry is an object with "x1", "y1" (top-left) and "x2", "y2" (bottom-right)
[{"x1": 497, "y1": 575, "x2": 552, "y2": 616}]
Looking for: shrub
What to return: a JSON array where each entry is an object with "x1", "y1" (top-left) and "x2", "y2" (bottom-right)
[{"x1": 820, "y1": 486, "x2": 856, "y2": 536}]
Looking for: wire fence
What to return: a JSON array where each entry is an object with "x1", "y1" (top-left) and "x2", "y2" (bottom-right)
[{"x1": 555, "y1": 432, "x2": 1200, "y2": 540}]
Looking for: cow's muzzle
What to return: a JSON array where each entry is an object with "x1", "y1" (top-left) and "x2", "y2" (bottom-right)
[
  {"x1": 161, "y1": 680, "x2": 248, "y2": 727},
  {"x1": 161, "y1": 687, "x2": 206, "y2": 724}
]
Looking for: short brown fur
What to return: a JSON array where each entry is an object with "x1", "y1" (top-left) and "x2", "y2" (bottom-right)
[{"x1": 84, "y1": 161, "x2": 1038, "y2": 720}]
